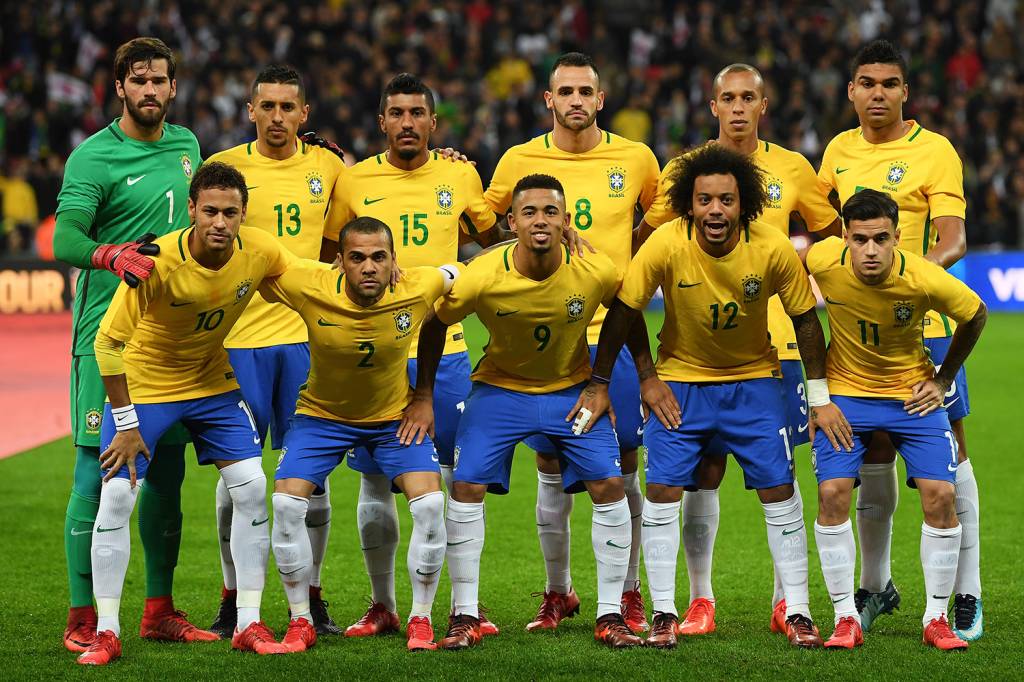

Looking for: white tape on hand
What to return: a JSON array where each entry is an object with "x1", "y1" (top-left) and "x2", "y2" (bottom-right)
[
  {"x1": 806, "y1": 378, "x2": 831, "y2": 408},
  {"x1": 572, "y1": 407, "x2": 593, "y2": 435}
]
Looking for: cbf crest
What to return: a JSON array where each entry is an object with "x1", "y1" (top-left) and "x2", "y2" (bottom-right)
[
  {"x1": 607, "y1": 167, "x2": 626, "y2": 198},
  {"x1": 180, "y1": 153, "x2": 194, "y2": 180},
  {"x1": 884, "y1": 161, "x2": 908, "y2": 189},
  {"x1": 306, "y1": 171, "x2": 326, "y2": 203},
  {"x1": 235, "y1": 279, "x2": 253, "y2": 301},
  {"x1": 565, "y1": 294, "x2": 586, "y2": 322},
  {"x1": 85, "y1": 409, "x2": 102, "y2": 434},
  {"x1": 741, "y1": 274, "x2": 763, "y2": 302},
  {"x1": 765, "y1": 177, "x2": 783, "y2": 208},
  {"x1": 893, "y1": 300, "x2": 915, "y2": 327},
  {"x1": 394, "y1": 308, "x2": 414, "y2": 337},
  {"x1": 436, "y1": 184, "x2": 454, "y2": 215}
]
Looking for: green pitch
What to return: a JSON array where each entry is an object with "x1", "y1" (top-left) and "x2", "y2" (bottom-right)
[{"x1": 2, "y1": 312, "x2": 1021, "y2": 680}]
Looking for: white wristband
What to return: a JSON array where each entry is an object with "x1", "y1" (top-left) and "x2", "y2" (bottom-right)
[
  {"x1": 806, "y1": 379, "x2": 831, "y2": 408},
  {"x1": 111, "y1": 404, "x2": 140, "y2": 431}
]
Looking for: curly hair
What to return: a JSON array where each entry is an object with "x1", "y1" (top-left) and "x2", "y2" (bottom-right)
[
  {"x1": 667, "y1": 144, "x2": 767, "y2": 227},
  {"x1": 189, "y1": 161, "x2": 248, "y2": 207},
  {"x1": 850, "y1": 39, "x2": 907, "y2": 81}
]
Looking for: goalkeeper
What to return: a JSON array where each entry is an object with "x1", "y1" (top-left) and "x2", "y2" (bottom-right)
[{"x1": 53, "y1": 37, "x2": 216, "y2": 652}]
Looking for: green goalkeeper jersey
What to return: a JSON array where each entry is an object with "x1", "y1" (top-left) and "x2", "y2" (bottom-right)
[{"x1": 56, "y1": 118, "x2": 201, "y2": 356}]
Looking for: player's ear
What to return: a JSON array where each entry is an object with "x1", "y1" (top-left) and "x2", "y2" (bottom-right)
[
  {"x1": 543, "y1": 90, "x2": 554, "y2": 112},
  {"x1": 300, "y1": 103, "x2": 310, "y2": 125},
  {"x1": 847, "y1": 81, "x2": 855, "y2": 102},
  {"x1": 430, "y1": 113, "x2": 437, "y2": 133},
  {"x1": 114, "y1": 79, "x2": 125, "y2": 100},
  {"x1": 169, "y1": 78, "x2": 177, "y2": 100},
  {"x1": 595, "y1": 89, "x2": 605, "y2": 111},
  {"x1": 901, "y1": 83, "x2": 909, "y2": 103},
  {"x1": 709, "y1": 98, "x2": 719, "y2": 118},
  {"x1": 378, "y1": 113, "x2": 386, "y2": 134},
  {"x1": 187, "y1": 197, "x2": 196, "y2": 224},
  {"x1": 894, "y1": 228, "x2": 901, "y2": 245},
  {"x1": 247, "y1": 102, "x2": 256, "y2": 124}
]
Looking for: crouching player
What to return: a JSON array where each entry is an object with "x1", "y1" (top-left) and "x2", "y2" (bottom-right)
[
  {"x1": 79, "y1": 162, "x2": 296, "y2": 664},
  {"x1": 263, "y1": 217, "x2": 453, "y2": 653},
  {"x1": 807, "y1": 189, "x2": 986, "y2": 650},
  {"x1": 406, "y1": 174, "x2": 648, "y2": 650}
]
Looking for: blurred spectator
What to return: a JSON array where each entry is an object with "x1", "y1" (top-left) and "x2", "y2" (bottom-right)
[
  {"x1": 0, "y1": 157, "x2": 39, "y2": 255},
  {"x1": 1, "y1": 0, "x2": 1022, "y2": 255}
]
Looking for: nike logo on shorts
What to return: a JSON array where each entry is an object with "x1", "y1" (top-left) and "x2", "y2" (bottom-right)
[{"x1": 126, "y1": 175, "x2": 146, "y2": 186}]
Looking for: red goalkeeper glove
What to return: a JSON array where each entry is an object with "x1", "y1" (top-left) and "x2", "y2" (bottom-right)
[
  {"x1": 300, "y1": 131, "x2": 345, "y2": 161},
  {"x1": 90, "y1": 233, "x2": 160, "y2": 288}
]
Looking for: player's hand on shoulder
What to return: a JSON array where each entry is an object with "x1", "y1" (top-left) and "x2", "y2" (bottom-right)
[
  {"x1": 433, "y1": 147, "x2": 476, "y2": 166},
  {"x1": 904, "y1": 377, "x2": 949, "y2": 417},
  {"x1": 91, "y1": 233, "x2": 160, "y2": 287},
  {"x1": 640, "y1": 375, "x2": 681, "y2": 430},
  {"x1": 809, "y1": 402, "x2": 853, "y2": 452},
  {"x1": 561, "y1": 225, "x2": 596, "y2": 258},
  {"x1": 567, "y1": 380, "x2": 614, "y2": 434},
  {"x1": 300, "y1": 132, "x2": 345, "y2": 161},
  {"x1": 99, "y1": 429, "x2": 150, "y2": 486},
  {"x1": 398, "y1": 392, "x2": 435, "y2": 446}
]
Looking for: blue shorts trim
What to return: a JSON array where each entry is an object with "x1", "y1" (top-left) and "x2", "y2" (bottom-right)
[
  {"x1": 454, "y1": 382, "x2": 621, "y2": 495},
  {"x1": 280, "y1": 414, "x2": 439, "y2": 492},
  {"x1": 924, "y1": 336, "x2": 970, "y2": 421},
  {"x1": 812, "y1": 396, "x2": 959, "y2": 487},
  {"x1": 99, "y1": 390, "x2": 262, "y2": 481},
  {"x1": 228, "y1": 343, "x2": 310, "y2": 450},
  {"x1": 643, "y1": 379, "x2": 794, "y2": 490},
  {"x1": 525, "y1": 345, "x2": 642, "y2": 454},
  {"x1": 348, "y1": 352, "x2": 471, "y2": 474}
]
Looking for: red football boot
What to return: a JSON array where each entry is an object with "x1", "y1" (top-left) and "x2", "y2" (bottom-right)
[
  {"x1": 594, "y1": 613, "x2": 643, "y2": 648},
  {"x1": 282, "y1": 617, "x2": 317, "y2": 653},
  {"x1": 525, "y1": 589, "x2": 581, "y2": 632},
  {"x1": 824, "y1": 616, "x2": 864, "y2": 649},
  {"x1": 679, "y1": 597, "x2": 716, "y2": 636},
  {"x1": 785, "y1": 613, "x2": 824, "y2": 648},
  {"x1": 76, "y1": 630, "x2": 121, "y2": 666},
  {"x1": 64, "y1": 605, "x2": 98, "y2": 652},
  {"x1": 478, "y1": 604, "x2": 500, "y2": 637},
  {"x1": 406, "y1": 616, "x2": 437, "y2": 651},
  {"x1": 139, "y1": 596, "x2": 219, "y2": 642},
  {"x1": 621, "y1": 585, "x2": 649, "y2": 634},
  {"x1": 923, "y1": 615, "x2": 968, "y2": 651},
  {"x1": 232, "y1": 621, "x2": 288, "y2": 655},
  {"x1": 345, "y1": 601, "x2": 401, "y2": 637},
  {"x1": 439, "y1": 613, "x2": 482, "y2": 651},
  {"x1": 770, "y1": 599, "x2": 787, "y2": 634}
]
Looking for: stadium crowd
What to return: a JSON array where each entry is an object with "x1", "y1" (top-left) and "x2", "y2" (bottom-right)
[{"x1": 1, "y1": 0, "x2": 1023, "y2": 254}]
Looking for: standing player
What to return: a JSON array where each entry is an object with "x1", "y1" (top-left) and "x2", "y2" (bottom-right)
[
  {"x1": 483, "y1": 53, "x2": 659, "y2": 633},
  {"x1": 408, "y1": 174, "x2": 644, "y2": 650},
  {"x1": 205, "y1": 64, "x2": 347, "y2": 638},
  {"x1": 818, "y1": 39, "x2": 981, "y2": 639},
  {"x1": 324, "y1": 73, "x2": 499, "y2": 637},
  {"x1": 264, "y1": 218, "x2": 455, "y2": 653},
  {"x1": 53, "y1": 37, "x2": 212, "y2": 651},
  {"x1": 807, "y1": 190, "x2": 986, "y2": 651},
  {"x1": 635, "y1": 64, "x2": 842, "y2": 635},
  {"x1": 579, "y1": 145, "x2": 849, "y2": 649},
  {"x1": 78, "y1": 163, "x2": 296, "y2": 665}
]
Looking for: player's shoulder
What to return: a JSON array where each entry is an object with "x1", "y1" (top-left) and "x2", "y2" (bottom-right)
[
  {"x1": 572, "y1": 247, "x2": 617, "y2": 279},
  {"x1": 464, "y1": 243, "x2": 512, "y2": 278},
  {"x1": 761, "y1": 140, "x2": 811, "y2": 168},
  {"x1": 399, "y1": 265, "x2": 444, "y2": 292},
  {"x1": 805, "y1": 236, "x2": 846, "y2": 272},
  {"x1": 151, "y1": 227, "x2": 194, "y2": 273},
  {"x1": 821, "y1": 127, "x2": 861, "y2": 156},
  {"x1": 500, "y1": 135, "x2": 546, "y2": 160},
  {"x1": 606, "y1": 131, "x2": 657, "y2": 159},
  {"x1": 161, "y1": 122, "x2": 199, "y2": 144},
  {"x1": 206, "y1": 142, "x2": 248, "y2": 165},
  {"x1": 66, "y1": 123, "x2": 123, "y2": 165},
  {"x1": 237, "y1": 225, "x2": 283, "y2": 253},
  {"x1": 906, "y1": 124, "x2": 959, "y2": 156},
  {"x1": 300, "y1": 142, "x2": 346, "y2": 173}
]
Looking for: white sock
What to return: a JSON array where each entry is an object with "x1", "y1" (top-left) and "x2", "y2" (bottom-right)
[
  {"x1": 407, "y1": 491, "x2": 447, "y2": 619},
  {"x1": 215, "y1": 476, "x2": 236, "y2": 591},
  {"x1": 772, "y1": 479, "x2": 802, "y2": 606},
  {"x1": 953, "y1": 459, "x2": 981, "y2": 597},
  {"x1": 536, "y1": 471, "x2": 573, "y2": 594},
  {"x1": 622, "y1": 469, "x2": 644, "y2": 591},
  {"x1": 682, "y1": 489, "x2": 719, "y2": 602},
  {"x1": 592, "y1": 498, "x2": 631, "y2": 618},
  {"x1": 272, "y1": 493, "x2": 312, "y2": 623},
  {"x1": 814, "y1": 520, "x2": 859, "y2": 624},
  {"x1": 642, "y1": 499, "x2": 680, "y2": 616},
  {"x1": 763, "y1": 491, "x2": 810, "y2": 619},
  {"x1": 221, "y1": 459, "x2": 270, "y2": 631},
  {"x1": 92, "y1": 478, "x2": 140, "y2": 637},
  {"x1": 856, "y1": 461, "x2": 898, "y2": 592},
  {"x1": 921, "y1": 523, "x2": 962, "y2": 625},
  {"x1": 357, "y1": 473, "x2": 399, "y2": 612},
  {"x1": 306, "y1": 480, "x2": 331, "y2": 589},
  {"x1": 440, "y1": 465, "x2": 454, "y2": 494},
  {"x1": 446, "y1": 499, "x2": 484, "y2": 619}
]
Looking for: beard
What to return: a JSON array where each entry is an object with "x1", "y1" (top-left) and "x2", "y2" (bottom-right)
[
  {"x1": 124, "y1": 96, "x2": 169, "y2": 129},
  {"x1": 554, "y1": 107, "x2": 597, "y2": 131}
]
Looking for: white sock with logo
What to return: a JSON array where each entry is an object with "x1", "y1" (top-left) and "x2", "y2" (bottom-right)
[
  {"x1": 642, "y1": 499, "x2": 681, "y2": 616},
  {"x1": 814, "y1": 520, "x2": 859, "y2": 624},
  {"x1": 215, "y1": 477, "x2": 236, "y2": 591},
  {"x1": 622, "y1": 469, "x2": 644, "y2": 591},
  {"x1": 272, "y1": 493, "x2": 312, "y2": 624},
  {"x1": 682, "y1": 489, "x2": 719, "y2": 602},
  {"x1": 763, "y1": 491, "x2": 810, "y2": 619},
  {"x1": 357, "y1": 473, "x2": 399, "y2": 612},
  {"x1": 306, "y1": 480, "x2": 331, "y2": 589},
  {"x1": 921, "y1": 523, "x2": 962, "y2": 625},
  {"x1": 953, "y1": 459, "x2": 981, "y2": 597},
  {"x1": 407, "y1": 491, "x2": 446, "y2": 620},
  {"x1": 92, "y1": 478, "x2": 140, "y2": 637},
  {"x1": 536, "y1": 471, "x2": 573, "y2": 594},
  {"x1": 772, "y1": 479, "x2": 803, "y2": 607},
  {"x1": 856, "y1": 461, "x2": 898, "y2": 592},
  {"x1": 592, "y1": 498, "x2": 631, "y2": 618},
  {"x1": 446, "y1": 499, "x2": 484, "y2": 619},
  {"x1": 220, "y1": 458, "x2": 270, "y2": 631}
]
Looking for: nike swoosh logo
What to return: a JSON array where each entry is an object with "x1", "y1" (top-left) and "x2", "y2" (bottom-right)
[
  {"x1": 781, "y1": 526, "x2": 804, "y2": 536},
  {"x1": 431, "y1": 455, "x2": 439, "y2": 463},
  {"x1": 677, "y1": 281, "x2": 701, "y2": 288},
  {"x1": 317, "y1": 317, "x2": 342, "y2": 327},
  {"x1": 932, "y1": 594, "x2": 949, "y2": 600},
  {"x1": 536, "y1": 523, "x2": 552, "y2": 527},
  {"x1": 251, "y1": 517, "x2": 269, "y2": 527},
  {"x1": 416, "y1": 567, "x2": 442, "y2": 576},
  {"x1": 835, "y1": 168, "x2": 849, "y2": 174},
  {"x1": 363, "y1": 197, "x2": 386, "y2": 205},
  {"x1": 361, "y1": 545, "x2": 381, "y2": 551},
  {"x1": 170, "y1": 301, "x2": 194, "y2": 307},
  {"x1": 163, "y1": 529, "x2": 181, "y2": 537},
  {"x1": 824, "y1": 297, "x2": 846, "y2": 306},
  {"x1": 70, "y1": 528, "x2": 92, "y2": 536},
  {"x1": 606, "y1": 540, "x2": 631, "y2": 549},
  {"x1": 941, "y1": 396, "x2": 961, "y2": 410},
  {"x1": 855, "y1": 506, "x2": 870, "y2": 511},
  {"x1": 127, "y1": 175, "x2": 146, "y2": 185},
  {"x1": 947, "y1": 463, "x2": 958, "y2": 472},
  {"x1": 96, "y1": 526, "x2": 124, "y2": 533},
  {"x1": 306, "y1": 520, "x2": 330, "y2": 528},
  {"x1": 832, "y1": 594, "x2": 851, "y2": 604},
  {"x1": 496, "y1": 310, "x2": 518, "y2": 317},
  {"x1": 798, "y1": 423, "x2": 809, "y2": 433},
  {"x1": 280, "y1": 567, "x2": 304, "y2": 576},
  {"x1": 641, "y1": 520, "x2": 674, "y2": 527},
  {"x1": 446, "y1": 539, "x2": 474, "y2": 546}
]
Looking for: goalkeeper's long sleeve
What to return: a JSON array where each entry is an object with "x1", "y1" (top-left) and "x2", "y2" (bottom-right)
[{"x1": 53, "y1": 208, "x2": 100, "y2": 268}]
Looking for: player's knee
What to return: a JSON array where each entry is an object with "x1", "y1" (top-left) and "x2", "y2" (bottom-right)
[
  {"x1": 619, "y1": 448, "x2": 639, "y2": 475},
  {"x1": 272, "y1": 493, "x2": 308, "y2": 539},
  {"x1": 647, "y1": 483, "x2": 683, "y2": 504},
  {"x1": 451, "y1": 481, "x2": 486, "y2": 503},
  {"x1": 587, "y1": 476, "x2": 625, "y2": 504},
  {"x1": 817, "y1": 480, "x2": 852, "y2": 525},
  {"x1": 920, "y1": 483, "x2": 957, "y2": 528},
  {"x1": 756, "y1": 483, "x2": 794, "y2": 505},
  {"x1": 863, "y1": 432, "x2": 897, "y2": 464},
  {"x1": 696, "y1": 454, "x2": 727, "y2": 490},
  {"x1": 98, "y1": 478, "x2": 138, "y2": 523},
  {"x1": 535, "y1": 452, "x2": 561, "y2": 473},
  {"x1": 220, "y1": 458, "x2": 267, "y2": 514}
]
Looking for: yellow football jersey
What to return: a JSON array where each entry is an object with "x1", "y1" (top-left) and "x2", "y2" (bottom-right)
[
  {"x1": 209, "y1": 139, "x2": 347, "y2": 349},
  {"x1": 436, "y1": 244, "x2": 621, "y2": 393},
  {"x1": 261, "y1": 265, "x2": 446, "y2": 423},
  {"x1": 642, "y1": 140, "x2": 837, "y2": 361},
  {"x1": 96, "y1": 226, "x2": 295, "y2": 402},
  {"x1": 807, "y1": 237, "x2": 981, "y2": 399},
  {"x1": 484, "y1": 131, "x2": 659, "y2": 344},
  {"x1": 618, "y1": 219, "x2": 817, "y2": 383},
  {"x1": 324, "y1": 151, "x2": 496, "y2": 357},
  {"x1": 818, "y1": 122, "x2": 966, "y2": 339}
]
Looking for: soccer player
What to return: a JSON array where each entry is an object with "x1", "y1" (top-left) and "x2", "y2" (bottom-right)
[
  {"x1": 635, "y1": 63, "x2": 841, "y2": 635},
  {"x1": 483, "y1": 53, "x2": 659, "y2": 633},
  {"x1": 263, "y1": 217, "x2": 456, "y2": 653},
  {"x1": 324, "y1": 73, "x2": 498, "y2": 638},
  {"x1": 52, "y1": 37, "x2": 211, "y2": 651},
  {"x1": 410, "y1": 174, "x2": 644, "y2": 650},
  {"x1": 76, "y1": 162, "x2": 295, "y2": 665},
  {"x1": 580, "y1": 145, "x2": 850, "y2": 649},
  {"x1": 818, "y1": 39, "x2": 981, "y2": 639},
  {"x1": 807, "y1": 190, "x2": 986, "y2": 651},
  {"x1": 204, "y1": 64, "x2": 348, "y2": 638}
]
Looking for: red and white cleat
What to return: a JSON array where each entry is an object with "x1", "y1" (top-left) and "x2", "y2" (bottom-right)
[
  {"x1": 621, "y1": 585, "x2": 649, "y2": 634},
  {"x1": 345, "y1": 601, "x2": 401, "y2": 637},
  {"x1": 232, "y1": 621, "x2": 288, "y2": 655},
  {"x1": 64, "y1": 605, "x2": 98, "y2": 653},
  {"x1": 923, "y1": 615, "x2": 968, "y2": 651},
  {"x1": 139, "y1": 597, "x2": 218, "y2": 642},
  {"x1": 525, "y1": 589, "x2": 581, "y2": 632},
  {"x1": 679, "y1": 597, "x2": 716, "y2": 636},
  {"x1": 282, "y1": 617, "x2": 317, "y2": 653},
  {"x1": 478, "y1": 605, "x2": 500, "y2": 637},
  {"x1": 406, "y1": 616, "x2": 437, "y2": 651},
  {"x1": 770, "y1": 599, "x2": 787, "y2": 634},
  {"x1": 824, "y1": 616, "x2": 864, "y2": 649},
  {"x1": 76, "y1": 630, "x2": 121, "y2": 666}
]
